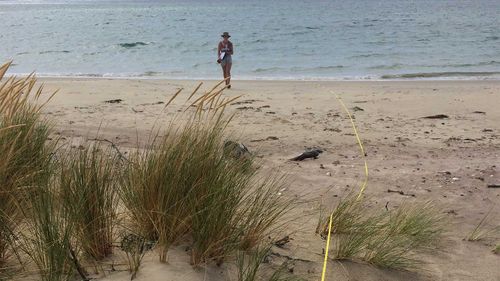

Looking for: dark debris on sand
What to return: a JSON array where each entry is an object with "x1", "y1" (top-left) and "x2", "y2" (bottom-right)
[
  {"x1": 104, "y1": 99, "x2": 123, "y2": 104},
  {"x1": 423, "y1": 114, "x2": 449, "y2": 119},
  {"x1": 290, "y1": 149, "x2": 323, "y2": 161}
]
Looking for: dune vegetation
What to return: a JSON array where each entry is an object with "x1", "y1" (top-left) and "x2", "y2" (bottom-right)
[
  {"x1": 316, "y1": 188, "x2": 446, "y2": 271},
  {"x1": 466, "y1": 210, "x2": 500, "y2": 242},
  {"x1": 0, "y1": 61, "x2": 56, "y2": 276},
  {"x1": 120, "y1": 84, "x2": 292, "y2": 268},
  {"x1": 0, "y1": 62, "x2": 294, "y2": 280}
]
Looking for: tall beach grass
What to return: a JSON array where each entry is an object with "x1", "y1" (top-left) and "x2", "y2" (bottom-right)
[
  {"x1": 318, "y1": 195, "x2": 446, "y2": 270},
  {"x1": 19, "y1": 175, "x2": 76, "y2": 281},
  {"x1": 0, "y1": 61, "x2": 55, "y2": 271},
  {"x1": 120, "y1": 84, "x2": 293, "y2": 267},
  {"x1": 59, "y1": 144, "x2": 119, "y2": 261}
]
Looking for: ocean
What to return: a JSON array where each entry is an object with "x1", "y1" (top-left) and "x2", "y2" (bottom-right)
[{"x1": 1, "y1": 0, "x2": 499, "y2": 80}]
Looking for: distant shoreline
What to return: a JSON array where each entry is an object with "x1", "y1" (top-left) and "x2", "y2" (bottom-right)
[{"x1": 6, "y1": 72, "x2": 500, "y2": 82}]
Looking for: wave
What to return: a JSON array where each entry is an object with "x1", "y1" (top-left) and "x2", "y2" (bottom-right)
[
  {"x1": 141, "y1": 71, "x2": 162, "y2": 77},
  {"x1": 243, "y1": 38, "x2": 269, "y2": 44},
  {"x1": 368, "y1": 63, "x2": 404, "y2": 70},
  {"x1": 381, "y1": 71, "x2": 500, "y2": 79},
  {"x1": 7, "y1": 70, "x2": 500, "y2": 82},
  {"x1": 290, "y1": 65, "x2": 344, "y2": 72},
  {"x1": 369, "y1": 61, "x2": 500, "y2": 70},
  {"x1": 39, "y1": 50, "x2": 70, "y2": 54},
  {"x1": 417, "y1": 61, "x2": 500, "y2": 68},
  {"x1": 252, "y1": 67, "x2": 287, "y2": 73},
  {"x1": 278, "y1": 30, "x2": 309, "y2": 36},
  {"x1": 138, "y1": 70, "x2": 184, "y2": 77},
  {"x1": 119, "y1": 41, "x2": 150, "y2": 48},
  {"x1": 349, "y1": 53, "x2": 386, "y2": 59},
  {"x1": 252, "y1": 65, "x2": 344, "y2": 74},
  {"x1": 485, "y1": 36, "x2": 499, "y2": 41}
]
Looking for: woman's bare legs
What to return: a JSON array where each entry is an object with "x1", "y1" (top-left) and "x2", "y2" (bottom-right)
[
  {"x1": 225, "y1": 63, "x2": 232, "y2": 88},
  {"x1": 221, "y1": 65, "x2": 227, "y2": 83},
  {"x1": 220, "y1": 63, "x2": 232, "y2": 88}
]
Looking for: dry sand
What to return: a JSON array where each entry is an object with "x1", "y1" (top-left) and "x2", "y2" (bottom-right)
[{"x1": 38, "y1": 78, "x2": 500, "y2": 281}]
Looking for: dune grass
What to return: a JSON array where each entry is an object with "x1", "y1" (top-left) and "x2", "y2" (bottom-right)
[
  {"x1": 318, "y1": 195, "x2": 446, "y2": 270},
  {"x1": 236, "y1": 175, "x2": 292, "y2": 251},
  {"x1": 119, "y1": 123, "x2": 201, "y2": 263},
  {"x1": 466, "y1": 210, "x2": 500, "y2": 241},
  {"x1": 0, "y1": 61, "x2": 55, "y2": 272},
  {"x1": 363, "y1": 201, "x2": 445, "y2": 270},
  {"x1": 59, "y1": 144, "x2": 119, "y2": 261},
  {"x1": 0, "y1": 61, "x2": 77, "y2": 281},
  {"x1": 236, "y1": 245, "x2": 271, "y2": 281},
  {"x1": 467, "y1": 214, "x2": 500, "y2": 256},
  {"x1": 120, "y1": 84, "x2": 293, "y2": 267},
  {"x1": 19, "y1": 175, "x2": 76, "y2": 281}
]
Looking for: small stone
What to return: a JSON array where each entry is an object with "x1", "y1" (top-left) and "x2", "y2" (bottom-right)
[{"x1": 326, "y1": 172, "x2": 331, "y2": 176}]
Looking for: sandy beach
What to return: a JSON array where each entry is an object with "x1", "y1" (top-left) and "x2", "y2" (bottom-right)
[
  {"x1": 35, "y1": 78, "x2": 500, "y2": 281},
  {"x1": 2, "y1": 0, "x2": 499, "y2": 279}
]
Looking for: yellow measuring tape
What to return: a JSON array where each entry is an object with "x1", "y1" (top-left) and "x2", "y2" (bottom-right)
[{"x1": 320, "y1": 95, "x2": 369, "y2": 281}]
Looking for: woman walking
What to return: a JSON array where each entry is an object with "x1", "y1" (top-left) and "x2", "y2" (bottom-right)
[{"x1": 217, "y1": 32, "x2": 234, "y2": 88}]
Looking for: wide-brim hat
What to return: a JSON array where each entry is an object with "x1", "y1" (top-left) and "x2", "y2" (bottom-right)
[{"x1": 221, "y1": 32, "x2": 231, "y2": 38}]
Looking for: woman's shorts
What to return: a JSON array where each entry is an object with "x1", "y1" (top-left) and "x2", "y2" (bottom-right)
[{"x1": 221, "y1": 55, "x2": 232, "y2": 67}]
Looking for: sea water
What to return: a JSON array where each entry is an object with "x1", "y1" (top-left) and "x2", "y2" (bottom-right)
[{"x1": 1, "y1": 0, "x2": 499, "y2": 80}]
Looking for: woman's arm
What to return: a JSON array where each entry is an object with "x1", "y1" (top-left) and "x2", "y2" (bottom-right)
[
  {"x1": 217, "y1": 42, "x2": 222, "y2": 58},
  {"x1": 229, "y1": 42, "x2": 234, "y2": 55}
]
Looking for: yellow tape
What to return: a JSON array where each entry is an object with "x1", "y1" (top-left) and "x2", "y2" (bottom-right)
[
  {"x1": 320, "y1": 213, "x2": 334, "y2": 281},
  {"x1": 336, "y1": 95, "x2": 369, "y2": 200},
  {"x1": 320, "y1": 94, "x2": 369, "y2": 281}
]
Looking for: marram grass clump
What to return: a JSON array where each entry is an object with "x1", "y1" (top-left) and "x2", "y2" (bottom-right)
[
  {"x1": 59, "y1": 143, "x2": 119, "y2": 260},
  {"x1": 318, "y1": 195, "x2": 446, "y2": 270},
  {"x1": 120, "y1": 82, "x2": 293, "y2": 266},
  {"x1": 18, "y1": 177, "x2": 76, "y2": 281},
  {"x1": 0, "y1": 61, "x2": 55, "y2": 271}
]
